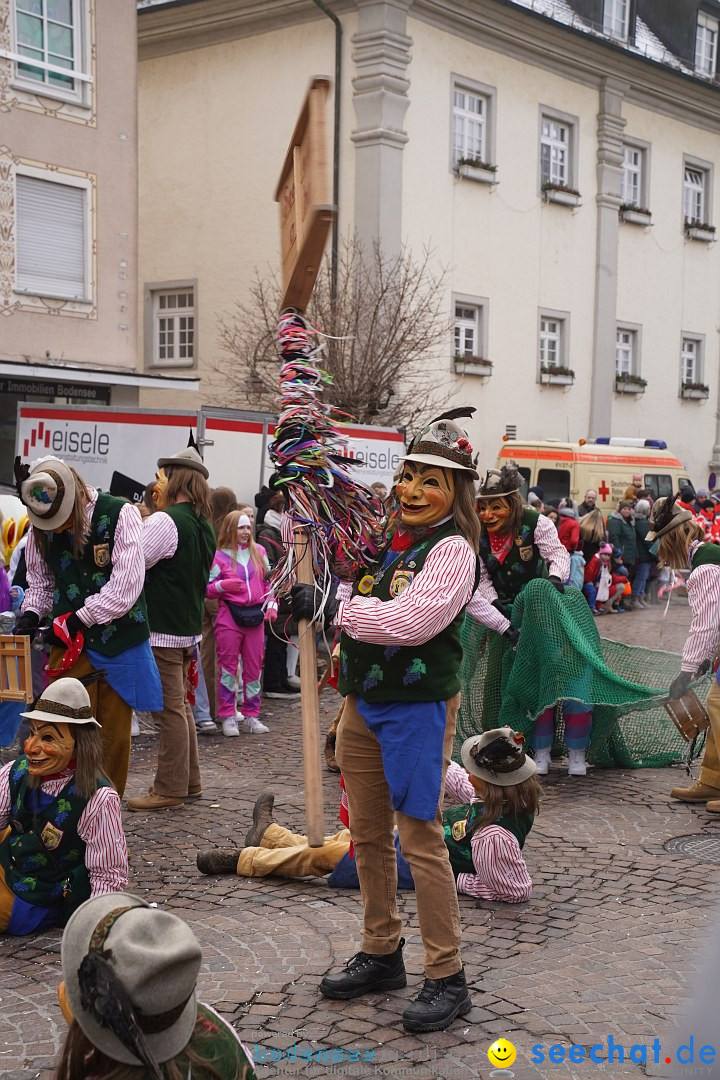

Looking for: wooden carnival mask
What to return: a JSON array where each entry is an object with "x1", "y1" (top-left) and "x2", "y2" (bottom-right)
[
  {"x1": 24, "y1": 721, "x2": 75, "y2": 776},
  {"x1": 396, "y1": 462, "x2": 455, "y2": 528}
]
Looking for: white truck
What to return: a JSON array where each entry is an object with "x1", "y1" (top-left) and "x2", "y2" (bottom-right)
[{"x1": 15, "y1": 403, "x2": 405, "y2": 508}]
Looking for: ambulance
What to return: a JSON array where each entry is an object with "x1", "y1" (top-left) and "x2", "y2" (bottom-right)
[{"x1": 495, "y1": 438, "x2": 693, "y2": 509}]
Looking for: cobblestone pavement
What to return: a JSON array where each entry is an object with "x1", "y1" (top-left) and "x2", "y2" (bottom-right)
[{"x1": 3, "y1": 599, "x2": 720, "y2": 1080}]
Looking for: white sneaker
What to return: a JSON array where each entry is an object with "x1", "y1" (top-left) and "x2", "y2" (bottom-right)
[
  {"x1": 567, "y1": 748, "x2": 587, "y2": 776},
  {"x1": 534, "y1": 747, "x2": 551, "y2": 775},
  {"x1": 131, "y1": 713, "x2": 140, "y2": 737},
  {"x1": 222, "y1": 717, "x2": 240, "y2": 737},
  {"x1": 238, "y1": 716, "x2": 269, "y2": 734}
]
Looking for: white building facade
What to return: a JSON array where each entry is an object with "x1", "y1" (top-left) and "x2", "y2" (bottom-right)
[{"x1": 137, "y1": 0, "x2": 720, "y2": 486}]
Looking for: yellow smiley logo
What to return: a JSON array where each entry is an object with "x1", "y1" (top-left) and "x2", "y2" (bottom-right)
[{"x1": 488, "y1": 1039, "x2": 517, "y2": 1068}]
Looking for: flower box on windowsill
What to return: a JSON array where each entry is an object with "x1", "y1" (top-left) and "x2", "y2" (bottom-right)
[
  {"x1": 540, "y1": 366, "x2": 574, "y2": 386},
  {"x1": 681, "y1": 383, "x2": 710, "y2": 400},
  {"x1": 453, "y1": 355, "x2": 493, "y2": 376},
  {"x1": 685, "y1": 220, "x2": 716, "y2": 243},
  {"x1": 542, "y1": 183, "x2": 581, "y2": 208},
  {"x1": 620, "y1": 205, "x2": 652, "y2": 227},
  {"x1": 615, "y1": 374, "x2": 647, "y2": 394},
  {"x1": 457, "y1": 159, "x2": 498, "y2": 185}
]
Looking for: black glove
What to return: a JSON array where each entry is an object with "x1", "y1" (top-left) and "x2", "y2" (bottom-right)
[
  {"x1": 492, "y1": 598, "x2": 511, "y2": 620},
  {"x1": 65, "y1": 612, "x2": 83, "y2": 639},
  {"x1": 696, "y1": 658, "x2": 713, "y2": 677},
  {"x1": 503, "y1": 625, "x2": 520, "y2": 649},
  {"x1": 668, "y1": 670, "x2": 692, "y2": 701},
  {"x1": 13, "y1": 609, "x2": 40, "y2": 641},
  {"x1": 290, "y1": 583, "x2": 338, "y2": 628},
  {"x1": 548, "y1": 576, "x2": 565, "y2": 594}
]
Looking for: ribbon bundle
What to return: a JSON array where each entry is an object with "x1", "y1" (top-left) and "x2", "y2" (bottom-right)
[{"x1": 268, "y1": 311, "x2": 385, "y2": 613}]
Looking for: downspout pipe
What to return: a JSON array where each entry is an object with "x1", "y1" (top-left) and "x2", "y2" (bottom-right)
[{"x1": 311, "y1": 0, "x2": 341, "y2": 301}]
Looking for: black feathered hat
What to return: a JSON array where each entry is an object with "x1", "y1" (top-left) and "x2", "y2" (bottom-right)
[
  {"x1": 404, "y1": 408, "x2": 478, "y2": 479},
  {"x1": 478, "y1": 461, "x2": 523, "y2": 499}
]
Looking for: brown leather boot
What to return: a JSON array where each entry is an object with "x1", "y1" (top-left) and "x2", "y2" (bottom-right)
[
  {"x1": 670, "y1": 780, "x2": 720, "y2": 802},
  {"x1": 244, "y1": 793, "x2": 275, "y2": 847},
  {"x1": 196, "y1": 849, "x2": 241, "y2": 875},
  {"x1": 706, "y1": 800, "x2": 720, "y2": 814}
]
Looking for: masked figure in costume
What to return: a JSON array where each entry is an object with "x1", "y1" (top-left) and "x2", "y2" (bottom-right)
[
  {"x1": 127, "y1": 443, "x2": 215, "y2": 812},
  {"x1": 14, "y1": 457, "x2": 162, "y2": 797},
  {"x1": 291, "y1": 410, "x2": 481, "y2": 1034},
  {"x1": 0, "y1": 678, "x2": 128, "y2": 935},
  {"x1": 649, "y1": 496, "x2": 720, "y2": 814},
  {"x1": 470, "y1": 463, "x2": 596, "y2": 776}
]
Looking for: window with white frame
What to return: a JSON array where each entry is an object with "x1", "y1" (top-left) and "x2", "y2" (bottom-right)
[
  {"x1": 604, "y1": 0, "x2": 630, "y2": 40},
  {"x1": 540, "y1": 116, "x2": 570, "y2": 188},
  {"x1": 454, "y1": 302, "x2": 483, "y2": 359},
  {"x1": 15, "y1": 172, "x2": 88, "y2": 300},
  {"x1": 615, "y1": 328, "x2": 635, "y2": 375},
  {"x1": 621, "y1": 145, "x2": 644, "y2": 207},
  {"x1": 153, "y1": 288, "x2": 196, "y2": 367},
  {"x1": 681, "y1": 337, "x2": 702, "y2": 384},
  {"x1": 452, "y1": 87, "x2": 488, "y2": 167},
  {"x1": 539, "y1": 315, "x2": 566, "y2": 369},
  {"x1": 696, "y1": 11, "x2": 719, "y2": 76},
  {"x1": 13, "y1": 0, "x2": 87, "y2": 100},
  {"x1": 684, "y1": 164, "x2": 708, "y2": 225}
]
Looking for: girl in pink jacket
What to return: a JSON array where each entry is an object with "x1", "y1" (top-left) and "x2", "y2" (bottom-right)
[{"x1": 206, "y1": 512, "x2": 276, "y2": 736}]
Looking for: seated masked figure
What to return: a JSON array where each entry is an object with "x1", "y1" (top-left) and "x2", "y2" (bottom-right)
[{"x1": 0, "y1": 678, "x2": 128, "y2": 935}]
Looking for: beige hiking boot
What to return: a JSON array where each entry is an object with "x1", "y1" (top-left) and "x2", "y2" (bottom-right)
[{"x1": 670, "y1": 780, "x2": 720, "y2": 802}]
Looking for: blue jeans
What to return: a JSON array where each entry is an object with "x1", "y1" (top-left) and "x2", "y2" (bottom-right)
[
  {"x1": 632, "y1": 562, "x2": 651, "y2": 597},
  {"x1": 192, "y1": 655, "x2": 213, "y2": 726}
]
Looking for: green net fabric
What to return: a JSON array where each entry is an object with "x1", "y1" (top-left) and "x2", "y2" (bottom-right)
[{"x1": 456, "y1": 578, "x2": 711, "y2": 768}]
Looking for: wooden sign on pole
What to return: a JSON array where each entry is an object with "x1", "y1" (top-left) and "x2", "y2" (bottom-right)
[
  {"x1": 275, "y1": 76, "x2": 336, "y2": 313},
  {"x1": 0, "y1": 635, "x2": 33, "y2": 703}
]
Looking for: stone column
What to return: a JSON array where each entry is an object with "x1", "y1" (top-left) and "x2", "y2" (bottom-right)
[
  {"x1": 588, "y1": 78, "x2": 627, "y2": 438},
  {"x1": 351, "y1": 0, "x2": 413, "y2": 256}
]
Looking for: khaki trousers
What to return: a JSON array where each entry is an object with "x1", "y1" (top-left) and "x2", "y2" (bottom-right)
[
  {"x1": 236, "y1": 823, "x2": 351, "y2": 877},
  {"x1": 699, "y1": 679, "x2": 720, "y2": 788},
  {"x1": 48, "y1": 648, "x2": 131, "y2": 798},
  {"x1": 336, "y1": 693, "x2": 462, "y2": 979},
  {"x1": 152, "y1": 646, "x2": 201, "y2": 798}
]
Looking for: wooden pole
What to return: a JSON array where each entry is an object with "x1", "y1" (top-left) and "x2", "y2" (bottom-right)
[{"x1": 294, "y1": 529, "x2": 326, "y2": 846}]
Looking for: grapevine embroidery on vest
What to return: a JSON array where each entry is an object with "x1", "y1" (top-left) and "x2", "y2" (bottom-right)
[
  {"x1": 363, "y1": 664, "x2": 384, "y2": 692},
  {"x1": 403, "y1": 658, "x2": 427, "y2": 685}
]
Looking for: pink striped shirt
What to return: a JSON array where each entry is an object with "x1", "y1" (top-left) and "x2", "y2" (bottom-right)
[
  {"x1": 23, "y1": 490, "x2": 145, "y2": 628},
  {"x1": 444, "y1": 761, "x2": 532, "y2": 903},
  {"x1": 682, "y1": 560, "x2": 720, "y2": 671},
  {"x1": 335, "y1": 535, "x2": 476, "y2": 646},
  {"x1": 0, "y1": 761, "x2": 128, "y2": 895}
]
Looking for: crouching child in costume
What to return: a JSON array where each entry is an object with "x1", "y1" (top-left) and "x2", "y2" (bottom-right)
[
  {"x1": 649, "y1": 497, "x2": 720, "y2": 814},
  {"x1": 196, "y1": 728, "x2": 538, "y2": 905},
  {"x1": 471, "y1": 463, "x2": 593, "y2": 776},
  {"x1": 290, "y1": 411, "x2": 481, "y2": 1033},
  {"x1": 0, "y1": 678, "x2": 128, "y2": 935},
  {"x1": 54, "y1": 891, "x2": 257, "y2": 1079},
  {"x1": 128, "y1": 443, "x2": 215, "y2": 812},
  {"x1": 13, "y1": 456, "x2": 162, "y2": 798}
]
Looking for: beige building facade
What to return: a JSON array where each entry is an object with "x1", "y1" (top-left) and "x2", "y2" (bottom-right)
[
  {"x1": 138, "y1": 0, "x2": 720, "y2": 487},
  {"x1": 0, "y1": 0, "x2": 196, "y2": 481}
]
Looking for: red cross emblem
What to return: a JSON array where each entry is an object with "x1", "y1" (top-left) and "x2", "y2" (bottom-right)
[{"x1": 598, "y1": 481, "x2": 610, "y2": 501}]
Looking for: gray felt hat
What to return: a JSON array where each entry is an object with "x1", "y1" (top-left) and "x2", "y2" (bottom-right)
[{"x1": 461, "y1": 726, "x2": 537, "y2": 787}]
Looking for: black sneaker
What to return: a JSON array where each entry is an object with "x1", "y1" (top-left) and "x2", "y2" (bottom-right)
[
  {"x1": 263, "y1": 682, "x2": 301, "y2": 699},
  {"x1": 319, "y1": 939, "x2": 406, "y2": 1000},
  {"x1": 402, "y1": 968, "x2": 472, "y2": 1033}
]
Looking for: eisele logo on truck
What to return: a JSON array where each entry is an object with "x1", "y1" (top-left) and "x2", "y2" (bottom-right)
[{"x1": 22, "y1": 421, "x2": 109, "y2": 461}]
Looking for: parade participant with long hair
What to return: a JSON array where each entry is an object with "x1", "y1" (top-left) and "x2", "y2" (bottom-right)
[
  {"x1": 13, "y1": 457, "x2": 161, "y2": 797},
  {"x1": 0, "y1": 679, "x2": 127, "y2": 935},
  {"x1": 54, "y1": 892, "x2": 256, "y2": 1079},
  {"x1": 291, "y1": 409, "x2": 481, "y2": 1033},
  {"x1": 649, "y1": 497, "x2": 720, "y2": 813},
  {"x1": 127, "y1": 444, "x2": 215, "y2": 812},
  {"x1": 207, "y1": 511, "x2": 276, "y2": 736}
]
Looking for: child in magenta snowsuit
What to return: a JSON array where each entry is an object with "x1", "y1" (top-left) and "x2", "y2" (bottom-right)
[{"x1": 206, "y1": 512, "x2": 276, "y2": 736}]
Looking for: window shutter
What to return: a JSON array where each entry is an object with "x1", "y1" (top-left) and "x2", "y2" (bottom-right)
[{"x1": 16, "y1": 174, "x2": 86, "y2": 299}]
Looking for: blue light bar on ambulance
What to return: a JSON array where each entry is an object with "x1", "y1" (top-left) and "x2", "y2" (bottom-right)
[{"x1": 592, "y1": 438, "x2": 667, "y2": 449}]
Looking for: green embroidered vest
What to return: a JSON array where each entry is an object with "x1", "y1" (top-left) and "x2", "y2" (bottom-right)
[
  {"x1": 691, "y1": 542, "x2": 720, "y2": 570},
  {"x1": 0, "y1": 756, "x2": 110, "y2": 917},
  {"x1": 43, "y1": 491, "x2": 149, "y2": 657},
  {"x1": 338, "y1": 520, "x2": 472, "y2": 703},
  {"x1": 479, "y1": 507, "x2": 547, "y2": 607},
  {"x1": 144, "y1": 503, "x2": 216, "y2": 637},
  {"x1": 442, "y1": 803, "x2": 534, "y2": 878}
]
